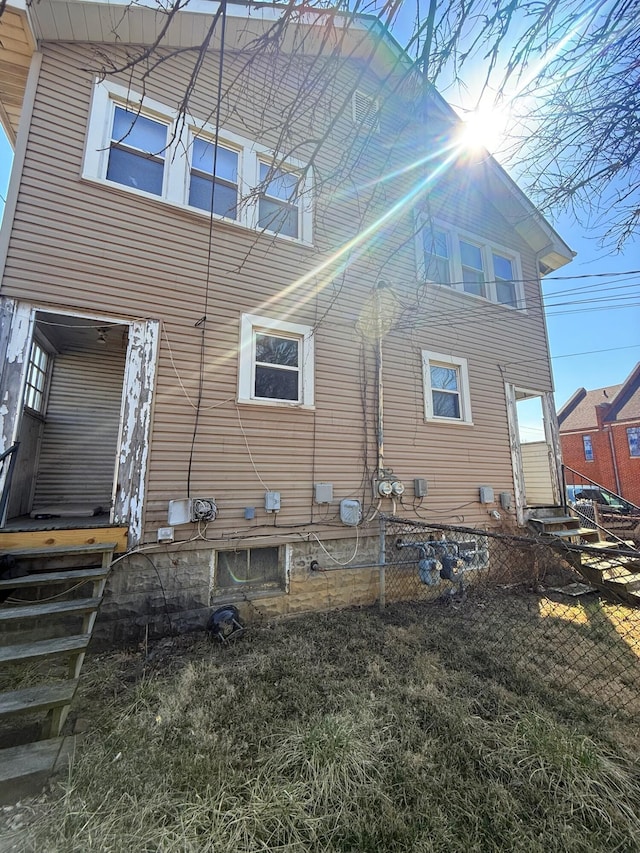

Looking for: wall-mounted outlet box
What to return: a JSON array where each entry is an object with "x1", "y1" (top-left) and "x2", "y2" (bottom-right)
[
  {"x1": 314, "y1": 483, "x2": 333, "y2": 503},
  {"x1": 265, "y1": 491, "x2": 281, "y2": 512},
  {"x1": 479, "y1": 486, "x2": 494, "y2": 504},
  {"x1": 414, "y1": 478, "x2": 428, "y2": 498},
  {"x1": 340, "y1": 499, "x2": 362, "y2": 526},
  {"x1": 157, "y1": 526, "x2": 175, "y2": 543},
  {"x1": 499, "y1": 492, "x2": 511, "y2": 510}
]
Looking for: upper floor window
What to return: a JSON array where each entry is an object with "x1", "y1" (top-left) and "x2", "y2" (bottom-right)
[
  {"x1": 107, "y1": 107, "x2": 167, "y2": 196},
  {"x1": 628, "y1": 427, "x2": 640, "y2": 458},
  {"x1": 422, "y1": 350, "x2": 472, "y2": 425},
  {"x1": 417, "y1": 221, "x2": 524, "y2": 309},
  {"x1": 258, "y1": 164, "x2": 300, "y2": 239},
  {"x1": 84, "y1": 81, "x2": 313, "y2": 244},
  {"x1": 423, "y1": 228, "x2": 451, "y2": 284},
  {"x1": 583, "y1": 435, "x2": 594, "y2": 461},
  {"x1": 188, "y1": 137, "x2": 239, "y2": 219},
  {"x1": 238, "y1": 314, "x2": 314, "y2": 408}
]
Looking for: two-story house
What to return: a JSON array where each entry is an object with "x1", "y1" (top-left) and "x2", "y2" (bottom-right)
[{"x1": 0, "y1": 0, "x2": 573, "y2": 642}]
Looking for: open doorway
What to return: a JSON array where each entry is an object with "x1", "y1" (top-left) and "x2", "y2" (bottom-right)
[
  {"x1": 7, "y1": 311, "x2": 128, "y2": 524},
  {"x1": 505, "y1": 384, "x2": 563, "y2": 523}
]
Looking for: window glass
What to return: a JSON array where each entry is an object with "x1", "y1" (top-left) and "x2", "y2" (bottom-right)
[
  {"x1": 583, "y1": 435, "x2": 594, "y2": 461},
  {"x1": 460, "y1": 240, "x2": 485, "y2": 297},
  {"x1": 430, "y1": 364, "x2": 461, "y2": 419},
  {"x1": 112, "y1": 107, "x2": 166, "y2": 152},
  {"x1": 493, "y1": 253, "x2": 517, "y2": 307},
  {"x1": 423, "y1": 228, "x2": 451, "y2": 284},
  {"x1": 628, "y1": 427, "x2": 640, "y2": 457},
  {"x1": 254, "y1": 333, "x2": 300, "y2": 401},
  {"x1": 106, "y1": 106, "x2": 166, "y2": 195},
  {"x1": 24, "y1": 341, "x2": 50, "y2": 414},
  {"x1": 216, "y1": 547, "x2": 280, "y2": 590},
  {"x1": 259, "y1": 163, "x2": 298, "y2": 200},
  {"x1": 189, "y1": 138, "x2": 239, "y2": 218},
  {"x1": 258, "y1": 164, "x2": 299, "y2": 238}
]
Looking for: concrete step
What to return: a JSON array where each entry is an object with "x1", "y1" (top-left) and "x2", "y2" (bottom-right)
[
  {"x1": 0, "y1": 633, "x2": 91, "y2": 665},
  {"x1": 0, "y1": 597, "x2": 101, "y2": 623},
  {"x1": 0, "y1": 566, "x2": 109, "y2": 591}
]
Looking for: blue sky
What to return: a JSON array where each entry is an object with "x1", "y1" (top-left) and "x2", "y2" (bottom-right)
[{"x1": 0, "y1": 43, "x2": 638, "y2": 443}]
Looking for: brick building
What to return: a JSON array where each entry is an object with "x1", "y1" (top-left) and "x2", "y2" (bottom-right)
[{"x1": 557, "y1": 363, "x2": 640, "y2": 505}]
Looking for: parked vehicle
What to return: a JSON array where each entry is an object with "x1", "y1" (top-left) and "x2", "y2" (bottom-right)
[{"x1": 566, "y1": 485, "x2": 630, "y2": 514}]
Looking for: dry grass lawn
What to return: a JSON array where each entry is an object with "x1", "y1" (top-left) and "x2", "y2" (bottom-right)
[{"x1": 6, "y1": 594, "x2": 640, "y2": 852}]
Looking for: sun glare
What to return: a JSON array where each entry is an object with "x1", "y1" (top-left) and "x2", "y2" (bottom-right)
[{"x1": 458, "y1": 105, "x2": 511, "y2": 155}]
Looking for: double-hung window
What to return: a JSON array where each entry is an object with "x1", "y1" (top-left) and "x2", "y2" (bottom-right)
[
  {"x1": 627, "y1": 427, "x2": 640, "y2": 458},
  {"x1": 258, "y1": 163, "x2": 300, "y2": 239},
  {"x1": 106, "y1": 106, "x2": 167, "y2": 196},
  {"x1": 238, "y1": 314, "x2": 314, "y2": 407},
  {"x1": 422, "y1": 228, "x2": 451, "y2": 285},
  {"x1": 83, "y1": 80, "x2": 313, "y2": 244},
  {"x1": 422, "y1": 351, "x2": 472, "y2": 424},
  {"x1": 189, "y1": 137, "x2": 239, "y2": 219},
  {"x1": 460, "y1": 240, "x2": 486, "y2": 299},
  {"x1": 418, "y1": 221, "x2": 524, "y2": 308},
  {"x1": 493, "y1": 253, "x2": 517, "y2": 307},
  {"x1": 583, "y1": 435, "x2": 594, "y2": 461}
]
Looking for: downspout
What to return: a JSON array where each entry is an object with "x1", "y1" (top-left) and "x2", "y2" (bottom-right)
[
  {"x1": 376, "y1": 326, "x2": 384, "y2": 480},
  {"x1": 375, "y1": 289, "x2": 386, "y2": 608},
  {"x1": 607, "y1": 427, "x2": 622, "y2": 495}
]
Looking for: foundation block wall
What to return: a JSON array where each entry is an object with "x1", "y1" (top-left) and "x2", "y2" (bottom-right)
[{"x1": 95, "y1": 535, "x2": 381, "y2": 645}]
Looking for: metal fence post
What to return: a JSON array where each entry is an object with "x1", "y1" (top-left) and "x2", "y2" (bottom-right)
[{"x1": 379, "y1": 514, "x2": 386, "y2": 608}]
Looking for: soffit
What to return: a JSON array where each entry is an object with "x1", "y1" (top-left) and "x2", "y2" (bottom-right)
[{"x1": 0, "y1": 6, "x2": 36, "y2": 143}]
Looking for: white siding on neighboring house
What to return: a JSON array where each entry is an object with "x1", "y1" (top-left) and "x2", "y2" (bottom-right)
[{"x1": 520, "y1": 441, "x2": 554, "y2": 505}]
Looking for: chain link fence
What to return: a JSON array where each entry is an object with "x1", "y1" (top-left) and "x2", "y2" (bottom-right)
[{"x1": 382, "y1": 516, "x2": 640, "y2": 718}]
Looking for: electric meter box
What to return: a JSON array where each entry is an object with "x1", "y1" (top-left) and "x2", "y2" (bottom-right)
[{"x1": 340, "y1": 499, "x2": 362, "y2": 526}]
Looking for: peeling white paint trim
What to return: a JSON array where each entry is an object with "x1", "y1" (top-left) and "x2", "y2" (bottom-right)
[{"x1": 113, "y1": 319, "x2": 159, "y2": 546}]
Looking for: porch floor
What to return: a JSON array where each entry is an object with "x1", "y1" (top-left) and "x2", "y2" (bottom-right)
[{"x1": 3, "y1": 513, "x2": 113, "y2": 532}]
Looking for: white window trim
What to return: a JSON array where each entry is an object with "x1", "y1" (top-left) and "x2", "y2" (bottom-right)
[
  {"x1": 422, "y1": 350, "x2": 473, "y2": 425},
  {"x1": 238, "y1": 313, "x2": 314, "y2": 408},
  {"x1": 83, "y1": 80, "x2": 313, "y2": 245},
  {"x1": 416, "y1": 219, "x2": 525, "y2": 310}
]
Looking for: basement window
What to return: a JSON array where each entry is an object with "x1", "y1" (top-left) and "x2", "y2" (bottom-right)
[{"x1": 215, "y1": 546, "x2": 282, "y2": 594}]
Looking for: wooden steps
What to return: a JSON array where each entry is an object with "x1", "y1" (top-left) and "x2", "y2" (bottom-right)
[
  {"x1": 0, "y1": 566, "x2": 108, "y2": 590},
  {"x1": 528, "y1": 507, "x2": 640, "y2": 605},
  {"x1": 0, "y1": 597, "x2": 103, "y2": 622},
  {"x1": 0, "y1": 541, "x2": 116, "y2": 796},
  {"x1": 0, "y1": 737, "x2": 67, "y2": 784},
  {"x1": 0, "y1": 680, "x2": 79, "y2": 719},
  {"x1": 0, "y1": 634, "x2": 91, "y2": 665}
]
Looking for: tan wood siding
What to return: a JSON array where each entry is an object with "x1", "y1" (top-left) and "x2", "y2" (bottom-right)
[{"x1": 1, "y1": 41, "x2": 557, "y2": 540}]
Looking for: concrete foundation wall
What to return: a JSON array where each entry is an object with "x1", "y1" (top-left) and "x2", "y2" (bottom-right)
[{"x1": 94, "y1": 534, "x2": 381, "y2": 645}]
